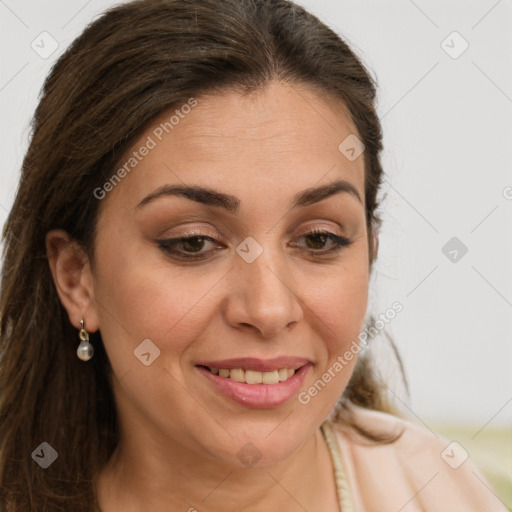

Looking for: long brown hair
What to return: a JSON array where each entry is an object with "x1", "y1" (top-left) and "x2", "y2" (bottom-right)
[{"x1": 0, "y1": 0, "x2": 405, "y2": 509}]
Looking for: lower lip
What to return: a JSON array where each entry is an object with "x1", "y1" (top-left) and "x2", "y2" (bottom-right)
[{"x1": 196, "y1": 364, "x2": 312, "y2": 408}]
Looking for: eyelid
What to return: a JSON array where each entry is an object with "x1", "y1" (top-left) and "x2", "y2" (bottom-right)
[
  {"x1": 158, "y1": 224, "x2": 222, "y2": 239},
  {"x1": 156, "y1": 225, "x2": 352, "y2": 261},
  {"x1": 295, "y1": 221, "x2": 346, "y2": 237},
  {"x1": 160, "y1": 221, "x2": 345, "y2": 244}
]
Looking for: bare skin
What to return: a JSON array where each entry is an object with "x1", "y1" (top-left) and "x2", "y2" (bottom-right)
[{"x1": 46, "y1": 80, "x2": 370, "y2": 511}]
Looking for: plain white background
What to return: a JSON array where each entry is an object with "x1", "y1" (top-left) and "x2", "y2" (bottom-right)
[{"x1": 1, "y1": 0, "x2": 511, "y2": 429}]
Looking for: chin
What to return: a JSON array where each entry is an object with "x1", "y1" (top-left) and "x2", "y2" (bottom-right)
[{"x1": 196, "y1": 418, "x2": 316, "y2": 470}]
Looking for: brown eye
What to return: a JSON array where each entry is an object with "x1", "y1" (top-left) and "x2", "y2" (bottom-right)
[
  {"x1": 157, "y1": 233, "x2": 223, "y2": 260},
  {"x1": 180, "y1": 236, "x2": 208, "y2": 253},
  {"x1": 157, "y1": 228, "x2": 352, "y2": 262},
  {"x1": 304, "y1": 232, "x2": 330, "y2": 250},
  {"x1": 293, "y1": 229, "x2": 352, "y2": 255}
]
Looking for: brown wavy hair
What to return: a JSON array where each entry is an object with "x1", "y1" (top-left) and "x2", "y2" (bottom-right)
[{"x1": 0, "y1": 0, "x2": 406, "y2": 509}]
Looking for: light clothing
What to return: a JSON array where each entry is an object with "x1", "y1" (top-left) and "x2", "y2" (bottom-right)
[{"x1": 331, "y1": 406, "x2": 509, "y2": 511}]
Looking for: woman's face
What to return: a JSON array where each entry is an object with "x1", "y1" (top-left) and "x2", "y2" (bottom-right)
[{"x1": 88, "y1": 81, "x2": 369, "y2": 467}]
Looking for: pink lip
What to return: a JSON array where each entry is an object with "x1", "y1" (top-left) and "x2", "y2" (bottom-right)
[
  {"x1": 196, "y1": 356, "x2": 310, "y2": 372},
  {"x1": 196, "y1": 362, "x2": 312, "y2": 408}
]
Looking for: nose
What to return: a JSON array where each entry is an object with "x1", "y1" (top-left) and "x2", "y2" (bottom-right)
[{"x1": 223, "y1": 243, "x2": 304, "y2": 339}]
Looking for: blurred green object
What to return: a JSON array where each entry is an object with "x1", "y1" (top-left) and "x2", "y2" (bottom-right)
[{"x1": 431, "y1": 423, "x2": 512, "y2": 510}]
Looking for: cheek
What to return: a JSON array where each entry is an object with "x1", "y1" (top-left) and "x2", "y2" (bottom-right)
[
  {"x1": 92, "y1": 219, "x2": 369, "y2": 392},
  {"x1": 91, "y1": 226, "x2": 225, "y2": 380},
  {"x1": 297, "y1": 245, "x2": 369, "y2": 409},
  {"x1": 306, "y1": 246, "x2": 369, "y2": 349},
  {"x1": 94, "y1": 223, "x2": 369, "y2": 347}
]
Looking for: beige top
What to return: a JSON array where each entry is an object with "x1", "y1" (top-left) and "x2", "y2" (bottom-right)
[{"x1": 330, "y1": 406, "x2": 508, "y2": 512}]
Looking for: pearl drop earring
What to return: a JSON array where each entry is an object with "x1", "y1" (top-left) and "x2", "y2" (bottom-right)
[{"x1": 77, "y1": 319, "x2": 94, "y2": 361}]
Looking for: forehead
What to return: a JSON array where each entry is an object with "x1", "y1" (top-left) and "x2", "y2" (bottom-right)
[{"x1": 100, "y1": 81, "x2": 365, "y2": 213}]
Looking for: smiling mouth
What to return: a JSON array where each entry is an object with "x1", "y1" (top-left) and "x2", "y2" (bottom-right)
[
  {"x1": 196, "y1": 361, "x2": 312, "y2": 408},
  {"x1": 197, "y1": 365, "x2": 301, "y2": 385}
]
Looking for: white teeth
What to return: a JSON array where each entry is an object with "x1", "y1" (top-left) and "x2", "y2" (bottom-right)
[
  {"x1": 262, "y1": 370, "x2": 279, "y2": 385},
  {"x1": 209, "y1": 366, "x2": 298, "y2": 384},
  {"x1": 245, "y1": 370, "x2": 263, "y2": 384},
  {"x1": 229, "y1": 368, "x2": 245, "y2": 382}
]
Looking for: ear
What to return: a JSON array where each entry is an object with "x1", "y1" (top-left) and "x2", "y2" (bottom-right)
[
  {"x1": 45, "y1": 229, "x2": 100, "y2": 332},
  {"x1": 369, "y1": 225, "x2": 379, "y2": 264},
  {"x1": 372, "y1": 226, "x2": 379, "y2": 259}
]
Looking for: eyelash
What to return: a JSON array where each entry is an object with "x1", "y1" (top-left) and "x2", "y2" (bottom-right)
[{"x1": 156, "y1": 227, "x2": 352, "y2": 261}]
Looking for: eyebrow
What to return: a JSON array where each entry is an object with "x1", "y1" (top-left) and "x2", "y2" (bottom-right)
[{"x1": 135, "y1": 179, "x2": 362, "y2": 212}]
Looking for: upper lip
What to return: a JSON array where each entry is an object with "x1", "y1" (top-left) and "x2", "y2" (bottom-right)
[{"x1": 196, "y1": 356, "x2": 311, "y2": 372}]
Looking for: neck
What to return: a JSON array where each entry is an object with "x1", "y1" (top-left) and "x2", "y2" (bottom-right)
[{"x1": 94, "y1": 423, "x2": 339, "y2": 512}]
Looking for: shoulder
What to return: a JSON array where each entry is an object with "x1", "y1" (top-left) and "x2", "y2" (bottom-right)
[{"x1": 330, "y1": 405, "x2": 508, "y2": 512}]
